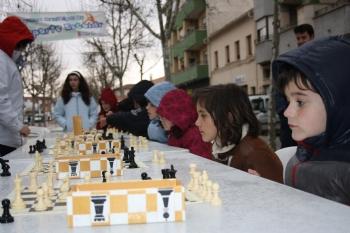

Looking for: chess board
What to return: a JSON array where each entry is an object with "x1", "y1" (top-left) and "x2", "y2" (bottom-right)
[
  {"x1": 29, "y1": 162, "x2": 55, "y2": 174},
  {"x1": 9, "y1": 187, "x2": 66, "y2": 216}
]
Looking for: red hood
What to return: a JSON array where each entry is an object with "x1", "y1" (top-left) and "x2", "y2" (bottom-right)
[
  {"x1": 157, "y1": 89, "x2": 197, "y2": 132},
  {"x1": 0, "y1": 16, "x2": 34, "y2": 57},
  {"x1": 99, "y1": 87, "x2": 118, "y2": 113}
]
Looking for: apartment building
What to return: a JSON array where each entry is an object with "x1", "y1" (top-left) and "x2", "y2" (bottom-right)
[{"x1": 169, "y1": 0, "x2": 209, "y2": 90}]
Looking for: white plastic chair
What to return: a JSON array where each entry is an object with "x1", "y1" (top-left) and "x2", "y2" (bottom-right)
[{"x1": 275, "y1": 146, "x2": 297, "y2": 183}]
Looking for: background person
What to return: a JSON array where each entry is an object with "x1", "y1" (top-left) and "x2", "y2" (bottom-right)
[{"x1": 53, "y1": 71, "x2": 98, "y2": 132}]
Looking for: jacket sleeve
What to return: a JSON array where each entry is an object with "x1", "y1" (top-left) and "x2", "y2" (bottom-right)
[
  {"x1": 0, "y1": 63, "x2": 22, "y2": 133},
  {"x1": 88, "y1": 97, "x2": 98, "y2": 129},
  {"x1": 52, "y1": 97, "x2": 67, "y2": 129}
]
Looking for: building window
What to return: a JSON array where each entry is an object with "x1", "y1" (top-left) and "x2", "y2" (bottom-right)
[
  {"x1": 225, "y1": 45, "x2": 230, "y2": 64},
  {"x1": 246, "y1": 35, "x2": 252, "y2": 56},
  {"x1": 262, "y1": 63, "x2": 270, "y2": 80},
  {"x1": 235, "y1": 40, "x2": 240, "y2": 60},
  {"x1": 250, "y1": 86, "x2": 256, "y2": 95},
  {"x1": 256, "y1": 16, "x2": 273, "y2": 42},
  {"x1": 214, "y1": 51, "x2": 219, "y2": 69}
]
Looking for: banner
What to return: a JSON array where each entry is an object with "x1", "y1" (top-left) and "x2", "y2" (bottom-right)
[{"x1": 8, "y1": 11, "x2": 109, "y2": 42}]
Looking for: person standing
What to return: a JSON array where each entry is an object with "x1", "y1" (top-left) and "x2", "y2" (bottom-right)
[
  {"x1": 0, "y1": 16, "x2": 34, "y2": 156},
  {"x1": 53, "y1": 71, "x2": 98, "y2": 132}
]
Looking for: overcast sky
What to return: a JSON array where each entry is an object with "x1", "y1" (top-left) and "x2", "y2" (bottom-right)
[{"x1": 1, "y1": 0, "x2": 164, "y2": 85}]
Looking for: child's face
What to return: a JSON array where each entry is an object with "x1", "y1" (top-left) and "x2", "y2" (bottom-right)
[
  {"x1": 159, "y1": 116, "x2": 173, "y2": 131},
  {"x1": 284, "y1": 81, "x2": 327, "y2": 141},
  {"x1": 101, "y1": 100, "x2": 111, "y2": 112},
  {"x1": 195, "y1": 103, "x2": 217, "y2": 142},
  {"x1": 68, "y1": 75, "x2": 80, "y2": 92},
  {"x1": 146, "y1": 102, "x2": 157, "y2": 120}
]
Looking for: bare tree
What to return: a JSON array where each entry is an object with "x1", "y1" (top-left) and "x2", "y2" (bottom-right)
[
  {"x1": 86, "y1": 1, "x2": 149, "y2": 97},
  {"x1": 134, "y1": 53, "x2": 145, "y2": 81},
  {"x1": 100, "y1": 0, "x2": 181, "y2": 81},
  {"x1": 21, "y1": 43, "x2": 61, "y2": 126}
]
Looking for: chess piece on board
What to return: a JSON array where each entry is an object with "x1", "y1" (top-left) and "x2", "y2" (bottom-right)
[
  {"x1": 0, "y1": 158, "x2": 11, "y2": 177},
  {"x1": 12, "y1": 175, "x2": 25, "y2": 211},
  {"x1": 211, "y1": 183, "x2": 222, "y2": 206},
  {"x1": 28, "y1": 171, "x2": 38, "y2": 192},
  {"x1": 152, "y1": 150, "x2": 159, "y2": 163},
  {"x1": 141, "y1": 172, "x2": 151, "y2": 180},
  {"x1": 35, "y1": 188, "x2": 48, "y2": 211},
  {"x1": 128, "y1": 150, "x2": 138, "y2": 169},
  {"x1": 102, "y1": 170, "x2": 107, "y2": 183},
  {"x1": 0, "y1": 199, "x2": 14, "y2": 223}
]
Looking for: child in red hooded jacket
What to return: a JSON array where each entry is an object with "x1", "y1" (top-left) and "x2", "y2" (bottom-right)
[
  {"x1": 97, "y1": 87, "x2": 118, "y2": 130},
  {"x1": 157, "y1": 89, "x2": 211, "y2": 159}
]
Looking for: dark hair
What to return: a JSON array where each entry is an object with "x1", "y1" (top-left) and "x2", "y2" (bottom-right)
[
  {"x1": 193, "y1": 84, "x2": 260, "y2": 147},
  {"x1": 276, "y1": 65, "x2": 315, "y2": 93},
  {"x1": 294, "y1": 24, "x2": 314, "y2": 38},
  {"x1": 61, "y1": 71, "x2": 91, "y2": 105}
]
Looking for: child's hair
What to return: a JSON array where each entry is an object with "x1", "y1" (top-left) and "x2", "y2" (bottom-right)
[
  {"x1": 61, "y1": 71, "x2": 91, "y2": 105},
  {"x1": 276, "y1": 64, "x2": 315, "y2": 93},
  {"x1": 193, "y1": 84, "x2": 259, "y2": 147}
]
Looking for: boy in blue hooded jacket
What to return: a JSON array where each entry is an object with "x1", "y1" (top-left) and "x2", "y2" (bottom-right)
[{"x1": 273, "y1": 35, "x2": 350, "y2": 205}]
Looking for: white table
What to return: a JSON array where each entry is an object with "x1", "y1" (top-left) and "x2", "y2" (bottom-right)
[{"x1": 1, "y1": 128, "x2": 349, "y2": 233}]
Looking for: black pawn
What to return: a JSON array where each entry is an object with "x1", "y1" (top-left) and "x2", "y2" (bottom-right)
[
  {"x1": 0, "y1": 199, "x2": 14, "y2": 223},
  {"x1": 123, "y1": 147, "x2": 129, "y2": 162},
  {"x1": 141, "y1": 172, "x2": 151, "y2": 180},
  {"x1": 128, "y1": 149, "x2": 138, "y2": 169},
  {"x1": 102, "y1": 171, "x2": 107, "y2": 183}
]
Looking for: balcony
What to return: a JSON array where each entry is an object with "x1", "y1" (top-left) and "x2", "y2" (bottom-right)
[
  {"x1": 171, "y1": 30, "x2": 207, "y2": 59},
  {"x1": 175, "y1": 0, "x2": 206, "y2": 29},
  {"x1": 171, "y1": 64, "x2": 208, "y2": 85}
]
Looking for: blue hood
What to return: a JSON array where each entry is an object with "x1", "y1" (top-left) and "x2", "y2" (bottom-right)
[
  {"x1": 272, "y1": 35, "x2": 350, "y2": 162},
  {"x1": 144, "y1": 81, "x2": 176, "y2": 107}
]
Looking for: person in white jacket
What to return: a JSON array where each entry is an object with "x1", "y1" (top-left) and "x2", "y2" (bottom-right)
[
  {"x1": 53, "y1": 71, "x2": 98, "y2": 132},
  {"x1": 0, "y1": 16, "x2": 34, "y2": 156}
]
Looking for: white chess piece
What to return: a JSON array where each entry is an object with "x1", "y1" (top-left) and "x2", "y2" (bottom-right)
[
  {"x1": 59, "y1": 177, "x2": 70, "y2": 200},
  {"x1": 84, "y1": 174, "x2": 91, "y2": 183},
  {"x1": 152, "y1": 150, "x2": 159, "y2": 163},
  {"x1": 35, "y1": 188, "x2": 48, "y2": 211},
  {"x1": 192, "y1": 172, "x2": 200, "y2": 193},
  {"x1": 187, "y1": 163, "x2": 197, "y2": 190},
  {"x1": 47, "y1": 172, "x2": 55, "y2": 196},
  {"x1": 211, "y1": 182, "x2": 222, "y2": 206},
  {"x1": 200, "y1": 171, "x2": 208, "y2": 198},
  {"x1": 158, "y1": 152, "x2": 165, "y2": 164},
  {"x1": 106, "y1": 172, "x2": 111, "y2": 182},
  {"x1": 28, "y1": 171, "x2": 38, "y2": 192},
  {"x1": 205, "y1": 180, "x2": 213, "y2": 202},
  {"x1": 12, "y1": 174, "x2": 26, "y2": 210},
  {"x1": 42, "y1": 182, "x2": 53, "y2": 207}
]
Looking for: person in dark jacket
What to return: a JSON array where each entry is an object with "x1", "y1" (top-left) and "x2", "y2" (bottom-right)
[
  {"x1": 101, "y1": 80, "x2": 153, "y2": 137},
  {"x1": 272, "y1": 35, "x2": 350, "y2": 205},
  {"x1": 193, "y1": 84, "x2": 283, "y2": 183}
]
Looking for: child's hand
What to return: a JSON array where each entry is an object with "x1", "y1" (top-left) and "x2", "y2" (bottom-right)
[{"x1": 248, "y1": 169, "x2": 261, "y2": 177}]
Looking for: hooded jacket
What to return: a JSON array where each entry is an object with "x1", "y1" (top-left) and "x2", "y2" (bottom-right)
[
  {"x1": 0, "y1": 16, "x2": 34, "y2": 148},
  {"x1": 107, "y1": 80, "x2": 153, "y2": 137},
  {"x1": 272, "y1": 35, "x2": 350, "y2": 204},
  {"x1": 144, "y1": 81, "x2": 176, "y2": 143},
  {"x1": 97, "y1": 88, "x2": 118, "y2": 130},
  {"x1": 157, "y1": 89, "x2": 212, "y2": 159}
]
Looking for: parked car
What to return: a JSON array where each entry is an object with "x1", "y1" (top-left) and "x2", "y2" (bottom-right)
[{"x1": 34, "y1": 114, "x2": 44, "y2": 122}]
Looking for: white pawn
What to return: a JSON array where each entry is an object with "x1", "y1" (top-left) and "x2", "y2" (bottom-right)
[
  {"x1": 59, "y1": 177, "x2": 70, "y2": 200},
  {"x1": 12, "y1": 174, "x2": 26, "y2": 210},
  {"x1": 35, "y1": 188, "x2": 48, "y2": 211},
  {"x1": 187, "y1": 163, "x2": 197, "y2": 190},
  {"x1": 106, "y1": 172, "x2": 112, "y2": 182},
  {"x1": 200, "y1": 171, "x2": 208, "y2": 198},
  {"x1": 192, "y1": 172, "x2": 200, "y2": 193},
  {"x1": 28, "y1": 171, "x2": 38, "y2": 192},
  {"x1": 84, "y1": 174, "x2": 91, "y2": 183},
  {"x1": 211, "y1": 182, "x2": 222, "y2": 206},
  {"x1": 205, "y1": 180, "x2": 213, "y2": 202},
  {"x1": 42, "y1": 183, "x2": 53, "y2": 208},
  {"x1": 158, "y1": 152, "x2": 165, "y2": 164},
  {"x1": 152, "y1": 150, "x2": 159, "y2": 163}
]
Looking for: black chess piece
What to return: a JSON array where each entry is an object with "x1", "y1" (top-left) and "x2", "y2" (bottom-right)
[
  {"x1": 120, "y1": 135, "x2": 125, "y2": 150},
  {"x1": 169, "y1": 165, "x2": 177, "y2": 179},
  {"x1": 161, "y1": 169, "x2": 170, "y2": 179},
  {"x1": 42, "y1": 139, "x2": 47, "y2": 149},
  {"x1": 0, "y1": 199, "x2": 14, "y2": 223},
  {"x1": 29, "y1": 145, "x2": 34, "y2": 154},
  {"x1": 123, "y1": 147, "x2": 129, "y2": 163},
  {"x1": 0, "y1": 158, "x2": 11, "y2": 177},
  {"x1": 71, "y1": 140, "x2": 75, "y2": 149},
  {"x1": 102, "y1": 171, "x2": 107, "y2": 183},
  {"x1": 128, "y1": 150, "x2": 138, "y2": 169},
  {"x1": 108, "y1": 133, "x2": 113, "y2": 140},
  {"x1": 141, "y1": 172, "x2": 151, "y2": 180}
]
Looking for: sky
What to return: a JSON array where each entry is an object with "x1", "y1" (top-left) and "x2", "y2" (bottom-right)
[{"x1": 1, "y1": 0, "x2": 164, "y2": 85}]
